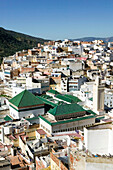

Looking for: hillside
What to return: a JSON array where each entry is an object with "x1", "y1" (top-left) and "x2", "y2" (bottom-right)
[
  {"x1": 0, "y1": 27, "x2": 49, "y2": 62},
  {"x1": 71, "y1": 37, "x2": 113, "y2": 42}
]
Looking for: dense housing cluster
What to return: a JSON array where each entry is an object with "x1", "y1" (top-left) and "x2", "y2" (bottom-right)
[{"x1": 0, "y1": 39, "x2": 113, "y2": 169}]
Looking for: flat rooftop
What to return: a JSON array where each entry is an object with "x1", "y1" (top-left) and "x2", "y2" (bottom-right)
[{"x1": 86, "y1": 122, "x2": 113, "y2": 130}]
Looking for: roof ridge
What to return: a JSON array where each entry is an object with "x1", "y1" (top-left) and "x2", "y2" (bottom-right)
[
  {"x1": 18, "y1": 90, "x2": 41, "y2": 107},
  {"x1": 55, "y1": 105, "x2": 58, "y2": 115},
  {"x1": 9, "y1": 90, "x2": 44, "y2": 107},
  {"x1": 18, "y1": 90, "x2": 26, "y2": 107}
]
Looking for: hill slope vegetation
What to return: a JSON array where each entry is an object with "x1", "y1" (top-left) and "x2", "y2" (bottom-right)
[{"x1": 0, "y1": 27, "x2": 49, "y2": 61}]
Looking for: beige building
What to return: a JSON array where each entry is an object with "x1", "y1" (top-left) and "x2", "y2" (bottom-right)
[{"x1": 93, "y1": 76, "x2": 104, "y2": 114}]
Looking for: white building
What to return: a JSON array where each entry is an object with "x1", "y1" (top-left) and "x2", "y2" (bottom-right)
[
  {"x1": 84, "y1": 123, "x2": 113, "y2": 155},
  {"x1": 61, "y1": 77, "x2": 68, "y2": 93},
  {"x1": 104, "y1": 88, "x2": 113, "y2": 108},
  {"x1": 39, "y1": 103, "x2": 96, "y2": 135},
  {"x1": 9, "y1": 90, "x2": 44, "y2": 119},
  {"x1": 79, "y1": 82, "x2": 94, "y2": 101}
]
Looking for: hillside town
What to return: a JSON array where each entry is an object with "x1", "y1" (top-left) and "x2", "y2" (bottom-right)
[{"x1": 0, "y1": 39, "x2": 113, "y2": 169}]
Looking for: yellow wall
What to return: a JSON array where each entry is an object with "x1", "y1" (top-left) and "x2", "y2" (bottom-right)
[
  {"x1": 26, "y1": 130, "x2": 36, "y2": 139},
  {"x1": 50, "y1": 84, "x2": 61, "y2": 93},
  {"x1": 13, "y1": 139, "x2": 19, "y2": 147}
]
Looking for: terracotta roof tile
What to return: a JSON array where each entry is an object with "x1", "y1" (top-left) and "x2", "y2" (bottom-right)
[
  {"x1": 37, "y1": 129, "x2": 46, "y2": 135},
  {"x1": 8, "y1": 155, "x2": 27, "y2": 167}
]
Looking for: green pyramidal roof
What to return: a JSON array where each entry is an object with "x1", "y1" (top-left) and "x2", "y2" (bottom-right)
[
  {"x1": 48, "y1": 103, "x2": 85, "y2": 116},
  {"x1": 9, "y1": 90, "x2": 44, "y2": 108},
  {"x1": 4, "y1": 115, "x2": 13, "y2": 121}
]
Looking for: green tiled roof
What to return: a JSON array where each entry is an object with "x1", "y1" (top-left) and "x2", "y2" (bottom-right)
[
  {"x1": 55, "y1": 94, "x2": 73, "y2": 103},
  {"x1": 87, "y1": 110, "x2": 97, "y2": 116},
  {"x1": 39, "y1": 115, "x2": 95, "y2": 126},
  {"x1": 64, "y1": 95, "x2": 81, "y2": 103},
  {"x1": 89, "y1": 97, "x2": 93, "y2": 101},
  {"x1": 96, "y1": 116, "x2": 105, "y2": 120},
  {"x1": 36, "y1": 96, "x2": 57, "y2": 107},
  {"x1": 47, "y1": 89, "x2": 60, "y2": 95},
  {"x1": 9, "y1": 90, "x2": 44, "y2": 108},
  {"x1": 48, "y1": 103, "x2": 85, "y2": 116},
  {"x1": 4, "y1": 115, "x2": 13, "y2": 121}
]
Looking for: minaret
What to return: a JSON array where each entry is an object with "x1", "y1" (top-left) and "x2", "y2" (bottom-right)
[{"x1": 93, "y1": 76, "x2": 104, "y2": 114}]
